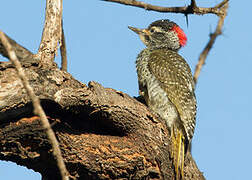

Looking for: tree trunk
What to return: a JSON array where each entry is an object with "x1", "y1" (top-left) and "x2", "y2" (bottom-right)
[{"x1": 0, "y1": 57, "x2": 204, "y2": 179}]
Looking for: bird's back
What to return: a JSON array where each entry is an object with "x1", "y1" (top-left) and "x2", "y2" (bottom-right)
[{"x1": 136, "y1": 48, "x2": 196, "y2": 140}]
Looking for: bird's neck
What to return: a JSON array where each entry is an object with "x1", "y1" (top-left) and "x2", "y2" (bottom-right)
[{"x1": 148, "y1": 46, "x2": 179, "y2": 52}]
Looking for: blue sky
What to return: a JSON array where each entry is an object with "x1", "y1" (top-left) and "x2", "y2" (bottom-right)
[{"x1": 0, "y1": 1, "x2": 250, "y2": 179}]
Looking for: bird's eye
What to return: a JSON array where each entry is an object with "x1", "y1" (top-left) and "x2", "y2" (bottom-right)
[{"x1": 150, "y1": 28, "x2": 155, "y2": 33}]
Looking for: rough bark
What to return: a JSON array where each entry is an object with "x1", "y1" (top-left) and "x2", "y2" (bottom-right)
[{"x1": 0, "y1": 55, "x2": 204, "y2": 179}]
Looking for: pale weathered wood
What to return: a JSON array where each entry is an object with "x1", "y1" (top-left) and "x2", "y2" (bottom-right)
[{"x1": 0, "y1": 59, "x2": 204, "y2": 179}]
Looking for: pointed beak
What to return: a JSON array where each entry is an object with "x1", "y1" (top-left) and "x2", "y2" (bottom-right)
[
  {"x1": 128, "y1": 26, "x2": 142, "y2": 34},
  {"x1": 128, "y1": 26, "x2": 151, "y2": 37}
]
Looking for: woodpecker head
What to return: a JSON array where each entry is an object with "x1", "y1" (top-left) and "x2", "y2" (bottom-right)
[{"x1": 128, "y1": 19, "x2": 187, "y2": 51}]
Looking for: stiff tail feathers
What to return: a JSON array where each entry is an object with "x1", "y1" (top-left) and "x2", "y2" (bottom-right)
[{"x1": 171, "y1": 127, "x2": 185, "y2": 180}]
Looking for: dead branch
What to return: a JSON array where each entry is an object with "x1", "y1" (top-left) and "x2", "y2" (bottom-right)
[
  {"x1": 103, "y1": 0, "x2": 228, "y2": 16},
  {"x1": 38, "y1": 0, "x2": 63, "y2": 67},
  {"x1": 0, "y1": 32, "x2": 69, "y2": 180},
  {"x1": 0, "y1": 32, "x2": 34, "y2": 61},
  {"x1": 0, "y1": 0, "x2": 229, "y2": 178},
  {"x1": 60, "y1": 20, "x2": 67, "y2": 72},
  {"x1": 193, "y1": 2, "x2": 229, "y2": 83},
  {"x1": 0, "y1": 57, "x2": 205, "y2": 179}
]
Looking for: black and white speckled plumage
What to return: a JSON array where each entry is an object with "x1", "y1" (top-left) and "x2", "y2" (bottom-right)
[{"x1": 136, "y1": 48, "x2": 196, "y2": 141}]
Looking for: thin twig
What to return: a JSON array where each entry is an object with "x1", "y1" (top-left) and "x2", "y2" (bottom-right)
[
  {"x1": 103, "y1": 0, "x2": 228, "y2": 16},
  {"x1": 193, "y1": 2, "x2": 229, "y2": 84},
  {"x1": 60, "y1": 19, "x2": 67, "y2": 72},
  {"x1": 214, "y1": 0, "x2": 229, "y2": 9},
  {"x1": 0, "y1": 31, "x2": 69, "y2": 180}
]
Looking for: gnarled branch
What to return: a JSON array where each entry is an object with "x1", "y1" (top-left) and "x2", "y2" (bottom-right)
[
  {"x1": 0, "y1": 31, "x2": 69, "y2": 180},
  {"x1": 103, "y1": 0, "x2": 228, "y2": 16},
  {"x1": 0, "y1": 58, "x2": 205, "y2": 179},
  {"x1": 193, "y1": 2, "x2": 229, "y2": 83}
]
